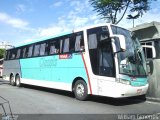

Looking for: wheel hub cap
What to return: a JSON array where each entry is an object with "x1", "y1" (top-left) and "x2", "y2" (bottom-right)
[{"x1": 76, "y1": 83, "x2": 84, "y2": 97}]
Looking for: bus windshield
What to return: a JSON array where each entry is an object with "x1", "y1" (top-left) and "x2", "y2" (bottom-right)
[{"x1": 111, "y1": 25, "x2": 147, "y2": 77}]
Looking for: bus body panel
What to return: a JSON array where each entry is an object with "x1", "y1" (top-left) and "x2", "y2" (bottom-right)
[
  {"x1": 131, "y1": 78, "x2": 148, "y2": 87},
  {"x1": 19, "y1": 53, "x2": 89, "y2": 92},
  {"x1": 98, "y1": 78, "x2": 149, "y2": 97},
  {"x1": 3, "y1": 60, "x2": 21, "y2": 80},
  {"x1": 21, "y1": 78, "x2": 72, "y2": 91},
  {"x1": 119, "y1": 74, "x2": 148, "y2": 87}
]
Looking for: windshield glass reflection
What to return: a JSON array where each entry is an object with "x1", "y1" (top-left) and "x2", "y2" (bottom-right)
[{"x1": 111, "y1": 25, "x2": 147, "y2": 76}]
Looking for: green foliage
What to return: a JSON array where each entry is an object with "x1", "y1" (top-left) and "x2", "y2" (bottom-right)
[
  {"x1": 90, "y1": 0, "x2": 156, "y2": 24},
  {"x1": 0, "y1": 49, "x2": 5, "y2": 59}
]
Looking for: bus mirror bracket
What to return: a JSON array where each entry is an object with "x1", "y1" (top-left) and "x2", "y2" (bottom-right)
[{"x1": 111, "y1": 35, "x2": 126, "y2": 54}]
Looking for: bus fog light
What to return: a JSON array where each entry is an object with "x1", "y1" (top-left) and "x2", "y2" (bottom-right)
[{"x1": 119, "y1": 79, "x2": 130, "y2": 85}]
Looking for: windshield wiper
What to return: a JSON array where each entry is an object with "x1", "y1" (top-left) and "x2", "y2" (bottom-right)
[{"x1": 135, "y1": 47, "x2": 143, "y2": 64}]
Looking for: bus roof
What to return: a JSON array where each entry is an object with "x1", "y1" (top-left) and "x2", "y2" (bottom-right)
[
  {"x1": 13, "y1": 31, "x2": 72, "y2": 49},
  {"x1": 8, "y1": 23, "x2": 123, "y2": 50}
]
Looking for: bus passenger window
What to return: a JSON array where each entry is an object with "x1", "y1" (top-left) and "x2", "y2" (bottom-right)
[
  {"x1": 75, "y1": 35, "x2": 84, "y2": 52},
  {"x1": 16, "y1": 49, "x2": 21, "y2": 59},
  {"x1": 49, "y1": 41, "x2": 59, "y2": 55},
  {"x1": 60, "y1": 40, "x2": 63, "y2": 53},
  {"x1": 70, "y1": 36, "x2": 76, "y2": 52},
  {"x1": 63, "y1": 38, "x2": 69, "y2": 53},
  {"x1": 40, "y1": 43, "x2": 46, "y2": 56},
  {"x1": 44, "y1": 43, "x2": 49, "y2": 55},
  {"x1": 6, "y1": 51, "x2": 10, "y2": 60},
  {"x1": 22, "y1": 48, "x2": 26, "y2": 58},
  {"x1": 33, "y1": 44, "x2": 40, "y2": 56},
  {"x1": 28, "y1": 45, "x2": 33, "y2": 57},
  {"x1": 10, "y1": 51, "x2": 16, "y2": 60},
  {"x1": 21, "y1": 47, "x2": 29, "y2": 58},
  {"x1": 9, "y1": 49, "x2": 18, "y2": 60},
  {"x1": 4, "y1": 51, "x2": 7, "y2": 60}
]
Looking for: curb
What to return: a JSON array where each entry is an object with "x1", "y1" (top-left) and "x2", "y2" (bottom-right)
[{"x1": 146, "y1": 97, "x2": 160, "y2": 103}]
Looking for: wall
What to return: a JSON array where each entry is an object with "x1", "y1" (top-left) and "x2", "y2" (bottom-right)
[{"x1": 131, "y1": 21, "x2": 160, "y2": 98}]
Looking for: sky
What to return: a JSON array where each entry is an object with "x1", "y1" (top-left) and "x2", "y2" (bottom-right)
[{"x1": 0, "y1": 0, "x2": 160, "y2": 46}]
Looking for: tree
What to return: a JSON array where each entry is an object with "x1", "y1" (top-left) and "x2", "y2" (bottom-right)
[
  {"x1": 0, "y1": 49, "x2": 5, "y2": 59},
  {"x1": 90, "y1": 0, "x2": 155, "y2": 24}
]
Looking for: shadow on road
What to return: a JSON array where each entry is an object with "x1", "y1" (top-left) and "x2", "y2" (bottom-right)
[
  {"x1": 0, "y1": 79, "x2": 9, "y2": 85},
  {"x1": 88, "y1": 95, "x2": 146, "y2": 106},
  {"x1": 21, "y1": 84, "x2": 146, "y2": 106},
  {"x1": 22, "y1": 84, "x2": 75, "y2": 98}
]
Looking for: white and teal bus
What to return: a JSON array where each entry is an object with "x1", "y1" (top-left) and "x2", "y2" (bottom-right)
[{"x1": 3, "y1": 23, "x2": 149, "y2": 100}]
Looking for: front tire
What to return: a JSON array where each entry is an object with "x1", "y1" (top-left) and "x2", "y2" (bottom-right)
[
  {"x1": 73, "y1": 80, "x2": 88, "y2": 101},
  {"x1": 15, "y1": 75, "x2": 21, "y2": 87}
]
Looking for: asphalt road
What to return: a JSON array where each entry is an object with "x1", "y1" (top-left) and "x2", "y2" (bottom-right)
[{"x1": 0, "y1": 79, "x2": 160, "y2": 119}]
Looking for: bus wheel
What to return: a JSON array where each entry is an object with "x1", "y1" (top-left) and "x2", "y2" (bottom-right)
[
  {"x1": 15, "y1": 75, "x2": 21, "y2": 87},
  {"x1": 10, "y1": 75, "x2": 15, "y2": 86},
  {"x1": 73, "y1": 80, "x2": 88, "y2": 101}
]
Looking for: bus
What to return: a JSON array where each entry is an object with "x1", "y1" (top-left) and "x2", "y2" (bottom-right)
[{"x1": 3, "y1": 23, "x2": 149, "y2": 100}]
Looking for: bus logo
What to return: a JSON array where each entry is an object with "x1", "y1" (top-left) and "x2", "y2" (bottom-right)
[
  {"x1": 131, "y1": 77, "x2": 137, "y2": 81},
  {"x1": 59, "y1": 54, "x2": 72, "y2": 59}
]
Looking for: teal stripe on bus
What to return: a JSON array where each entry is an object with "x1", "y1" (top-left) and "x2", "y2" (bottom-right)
[
  {"x1": 130, "y1": 77, "x2": 148, "y2": 86},
  {"x1": 19, "y1": 53, "x2": 88, "y2": 84},
  {"x1": 121, "y1": 75, "x2": 148, "y2": 86}
]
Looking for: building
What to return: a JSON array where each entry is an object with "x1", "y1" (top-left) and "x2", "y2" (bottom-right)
[
  {"x1": 131, "y1": 21, "x2": 160, "y2": 99},
  {"x1": 0, "y1": 42, "x2": 13, "y2": 49}
]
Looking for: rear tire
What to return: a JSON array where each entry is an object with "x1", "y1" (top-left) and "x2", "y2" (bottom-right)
[
  {"x1": 10, "y1": 74, "x2": 15, "y2": 86},
  {"x1": 73, "y1": 80, "x2": 88, "y2": 101},
  {"x1": 15, "y1": 75, "x2": 21, "y2": 87}
]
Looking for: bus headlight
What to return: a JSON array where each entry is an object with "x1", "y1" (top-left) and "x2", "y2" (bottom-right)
[{"x1": 119, "y1": 79, "x2": 130, "y2": 85}]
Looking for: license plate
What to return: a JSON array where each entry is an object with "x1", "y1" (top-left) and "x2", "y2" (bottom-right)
[{"x1": 137, "y1": 89, "x2": 142, "y2": 94}]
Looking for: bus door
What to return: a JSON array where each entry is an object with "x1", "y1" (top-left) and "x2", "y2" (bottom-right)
[
  {"x1": 87, "y1": 27, "x2": 116, "y2": 95},
  {"x1": 97, "y1": 40, "x2": 116, "y2": 95}
]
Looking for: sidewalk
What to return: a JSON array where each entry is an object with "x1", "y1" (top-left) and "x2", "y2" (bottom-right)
[{"x1": 146, "y1": 97, "x2": 160, "y2": 103}]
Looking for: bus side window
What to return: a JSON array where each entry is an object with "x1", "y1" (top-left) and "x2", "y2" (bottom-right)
[
  {"x1": 60, "y1": 39, "x2": 63, "y2": 53},
  {"x1": 5, "y1": 50, "x2": 10, "y2": 60},
  {"x1": 49, "y1": 40, "x2": 60, "y2": 55},
  {"x1": 70, "y1": 35, "x2": 76, "y2": 52},
  {"x1": 16, "y1": 49, "x2": 21, "y2": 59},
  {"x1": 22, "y1": 47, "x2": 26, "y2": 58},
  {"x1": 10, "y1": 49, "x2": 16, "y2": 60},
  {"x1": 22, "y1": 46, "x2": 29, "y2": 58},
  {"x1": 75, "y1": 33, "x2": 84, "y2": 52},
  {"x1": 33, "y1": 44, "x2": 40, "y2": 57},
  {"x1": 4, "y1": 51, "x2": 7, "y2": 60},
  {"x1": 63, "y1": 38, "x2": 70, "y2": 53},
  {"x1": 40, "y1": 43, "x2": 46, "y2": 56},
  {"x1": 6, "y1": 50, "x2": 10, "y2": 60},
  {"x1": 27, "y1": 45, "x2": 33, "y2": 57},
  {"x1": 44, "y1": 42, "x2": 49, "y2": 55}
]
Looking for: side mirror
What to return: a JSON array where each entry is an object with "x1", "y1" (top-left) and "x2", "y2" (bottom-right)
[
  {"x1": 111, "y1": 35, "x2": 126, "y2": 52},
  {"x1": 142, "y1": 45, "x2": 156, "y2": 59}
]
